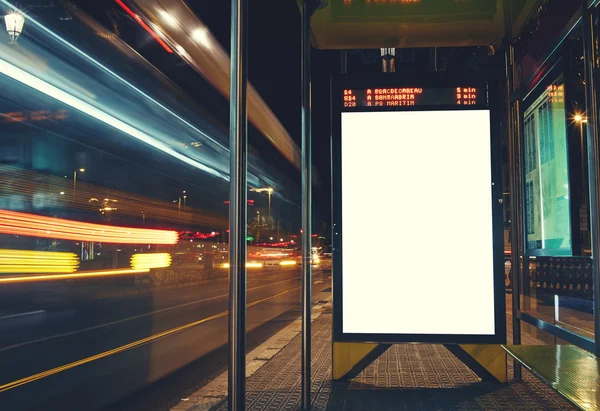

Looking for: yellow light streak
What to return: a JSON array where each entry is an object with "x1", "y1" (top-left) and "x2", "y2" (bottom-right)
[
  {"x1": 279, "y1": 260, "x2": 297, "y2": 266},
  {"x1": 0, "y1": 249, "x2": 79, "y2": 274},
  {"x1": 0, "y1": 268, "x2": 149, "y2": 284},
  {"x1": 130, "y1": 253, "x2": 172, "y2": 270}
]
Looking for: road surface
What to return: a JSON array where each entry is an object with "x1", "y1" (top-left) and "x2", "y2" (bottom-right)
[{"x1": 0, "y1": 266, "x2": 331, "y2": 411}]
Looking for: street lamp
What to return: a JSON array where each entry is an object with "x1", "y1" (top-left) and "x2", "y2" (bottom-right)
[
  {"x1": 256, "y1": 211, "x2": 261, "y2": 242},
  {"x1": 575, "y1": 113, "x2": 589, "y2": 205},
  {"x1": 73, "y1": 168, "x2": 85, "y2": 189},
  {"x1": 250, "y1": 187, "x2": 274, "y2": 229},
  {"x1": 4, "y1": 12, "x2": 24, "y2": 44}
]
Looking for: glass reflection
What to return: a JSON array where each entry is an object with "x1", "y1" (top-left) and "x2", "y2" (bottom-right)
[{"x1": 0, "y1": 1, "x2": 328, "y2": 410}]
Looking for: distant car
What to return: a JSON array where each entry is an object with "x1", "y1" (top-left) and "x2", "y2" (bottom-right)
[{"x1": 324, "y1": 245, "x2": 332, "y2": 258}]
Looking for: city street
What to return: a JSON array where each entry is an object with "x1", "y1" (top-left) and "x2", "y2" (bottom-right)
[{"x1": 0, "y1": 266, "x2": 331, "y2": 411}]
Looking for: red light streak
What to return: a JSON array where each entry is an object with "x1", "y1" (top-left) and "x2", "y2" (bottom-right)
[
  {"x1": 252, "y1": 242, "x2": 294, "y2": 248},
  {"x1": 114, "y1": 0, "x2": 173, "y2": 53},
  {"x1": 223, "y1": 200, "x2": 254, "y2": 205},
  {"x1": 0, "y1": 210, "x2": 178, "y2": 244}
]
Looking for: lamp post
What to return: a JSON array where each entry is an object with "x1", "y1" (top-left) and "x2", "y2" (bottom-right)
[
  {"x1": 256, "y1": 210, "x2": 260, "y2": 242},
  {"x1": 73, "y1": 168, "x2": 85, "y2": 190},
  {"x1": 250, "y1": 187, "x2": 274, "y2": 229},
  {"x1": 267, "y1": 187, "x2": 273, "y2": 229},
  {"x1": 575, "y1": 114, "x2": 588, "y2": 204},
  {"x1": 4, "y1": 12, "x2": 24, "y2": 44}
]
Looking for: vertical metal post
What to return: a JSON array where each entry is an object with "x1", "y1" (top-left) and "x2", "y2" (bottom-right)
[
  {"x1": 506, "y1": 44, "x2": 522, "y2": 380},
  {"x1": 380, "y1": 48, "x2": 396, "y2": 73},
  {"x1": 228, "y1": 0, "x2": 248, "y2": 407},
  {"x1": 340, "y1": 50, "x2": 347, "y2": 74},
  {"x1": 582, "y1": 0, "x2": 600, "y2": 356},
  {"x1": 301, "y1": 1, "x2": 314, "y2": 409}
]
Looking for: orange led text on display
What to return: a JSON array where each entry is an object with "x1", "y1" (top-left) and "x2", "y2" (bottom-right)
[
  {"x1": 547, "y1": 84, "x2": 564, "y2": 104},
  {"x1": 343, "y1": 89, "x2": 357, "y2": 107},
  {"x1": 456, "y1": 87, "x2": 478, "y2": 105},
  {"x1": 372, "y1": 88, "x2": 421, "y2": 107},
  {"x1": 342, "y1": 87, "x2": 481, "y2": 108}
]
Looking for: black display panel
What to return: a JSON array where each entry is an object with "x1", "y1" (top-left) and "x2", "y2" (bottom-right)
[
  {"x1": 342, "y1": 86, "x2": 486, "y2": 109},
  {"x1": 331, "y1": 72, "x2": 506, "y2": 345}
]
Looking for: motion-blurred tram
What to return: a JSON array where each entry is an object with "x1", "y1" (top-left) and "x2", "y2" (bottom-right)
[{"x1": 0, "y1": 1, "x2": 317, "y2": 410}]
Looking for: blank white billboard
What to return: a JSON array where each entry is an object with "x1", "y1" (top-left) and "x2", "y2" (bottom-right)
[{"x1": 341, "y1": 110, "x2": 496, "y2": 335}]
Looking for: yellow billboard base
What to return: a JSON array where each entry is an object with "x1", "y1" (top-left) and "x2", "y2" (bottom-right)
[{"x1": 333, "y1": 342, "x2": 506, "y2": 383}]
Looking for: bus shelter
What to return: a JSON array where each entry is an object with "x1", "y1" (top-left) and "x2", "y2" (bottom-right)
[
  {"x1": 240, "y1": 0, "x2": 600, "y2": 409},
  {"x1": 131, "y1": 0, "x2": 600, "y2": 409}
]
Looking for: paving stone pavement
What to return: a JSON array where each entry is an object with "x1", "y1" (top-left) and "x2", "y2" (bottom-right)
[{"x1": 206, "y1": 308, "x2": 575, "y2": 411}]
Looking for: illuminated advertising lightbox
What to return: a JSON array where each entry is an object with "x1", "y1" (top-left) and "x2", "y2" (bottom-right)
[
  {"x1": 332, "y1": 75, "x2": 505, "y2": 344},
  {"x1": 523, "y1": 73, "x2": 572, "y2": 256}
]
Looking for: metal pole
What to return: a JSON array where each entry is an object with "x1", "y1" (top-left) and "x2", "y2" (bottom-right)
[
  {"x1": 506, "y1": 44, "x2": 522, "y2": 380},
  {"x1": 380, "y1": 49, "x2": 396, "y2": 73},
  {"x1": 581, "y1": 0, "x2": 600, "y2": 356},
  {"x1": 301, "y1": 1, "x2": 314, "y2": 409},
  {"x1": 228, "y1": 0, "x2": 248, "y2": 407},
  {"x1": 340, "y1": 50, "x2": 347, "y2": 74}
]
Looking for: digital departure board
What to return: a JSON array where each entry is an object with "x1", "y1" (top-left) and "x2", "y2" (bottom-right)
[{"x1": 342, "y1": 86, "x2": 486, "y2": 109}]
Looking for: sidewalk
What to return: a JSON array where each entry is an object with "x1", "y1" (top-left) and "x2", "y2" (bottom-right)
[{"x1": 173, "y1": 300, "x2": 575, "y2": 411}]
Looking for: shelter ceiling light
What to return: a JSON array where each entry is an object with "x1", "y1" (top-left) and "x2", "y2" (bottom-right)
[{"x1": 4, "y1": 12, "x2": 24, "y2": 43}]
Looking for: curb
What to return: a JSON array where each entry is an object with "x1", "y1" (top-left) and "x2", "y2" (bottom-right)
[{"x1": 171, "y1": 294, "x2": 333, "y2": 411}]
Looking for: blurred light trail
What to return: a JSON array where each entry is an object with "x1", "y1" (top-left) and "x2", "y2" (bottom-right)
[
  {"x1": 220, "y1": 262, "x2": 264, "y2": 269},
  {"x1": 0, "y1": 1, "x2": 289, "y2": 194},
  {"x1": 279, "y1": 260, "x2": 297, "y2": 266},
  {"x1": 0, "y1": 165, "x2": 228, "y2": 229},
  {"x1": 131, "y1": 0, "x2": 302, "y2": 169},
  {"x1": 0, "y1": 210, "x2": 179, "y2": 244},
  {"x1": 130, "y1": 253, "x2": 172, "y2": 270},
  {"x1": 0, "y1": 250, "x2": 79, "y2": 274},
  {"x1": 0, "y1": 57, "x2": 226, "y2": 180},
  {"x1": 0, "y1": 0, "x2": 225, "y2": 152},
  {"x1": 114, "y1": 0, "x2": 173, "y2": 53},
  {"x1": 0, "y1": 268, "x2": 150, "y2": 284}
]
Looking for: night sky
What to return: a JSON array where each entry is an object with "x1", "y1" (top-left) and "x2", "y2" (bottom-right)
[{"x1": 73, "y1": 0, "x2": 336, "y2": 236}]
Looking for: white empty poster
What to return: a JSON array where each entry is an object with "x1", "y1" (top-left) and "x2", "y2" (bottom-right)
[{"x1": 341, "y1": 110, "x2": 496, "y2": 336}]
